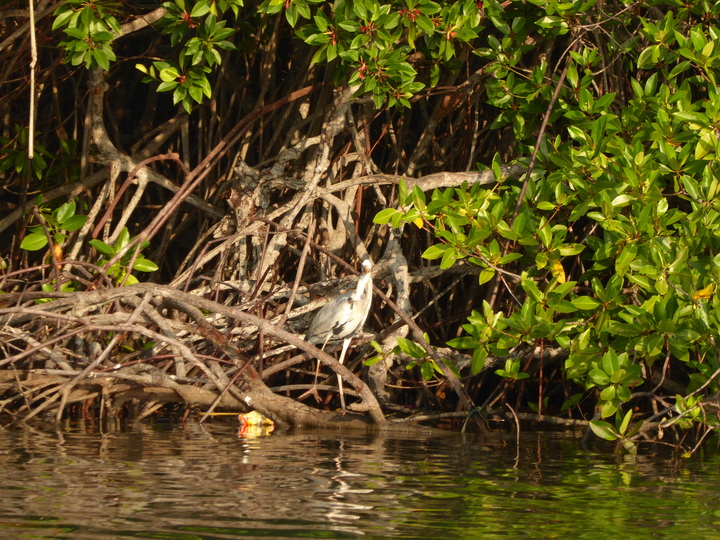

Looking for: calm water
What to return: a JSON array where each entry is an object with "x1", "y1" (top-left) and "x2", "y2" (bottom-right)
[{"x1": 1, "y1": 419, "x2": 720, "y2": 539}]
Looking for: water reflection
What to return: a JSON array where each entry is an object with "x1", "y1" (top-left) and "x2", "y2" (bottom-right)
[{"x1": 1, "y1": 420, "x2": 719, "y2": 538}]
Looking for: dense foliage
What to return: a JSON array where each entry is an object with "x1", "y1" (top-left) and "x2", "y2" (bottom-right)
[
  {"x1": 376, "y1": 0, "x2": 720, "y2": 447},
  {"x1": 2, "y1": 0, "x2": 720, "y2": 451}
]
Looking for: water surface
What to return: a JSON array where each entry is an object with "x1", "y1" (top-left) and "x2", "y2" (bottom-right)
[{"x1": 1, "y1": 420, "x2": 719, "y2": 538}]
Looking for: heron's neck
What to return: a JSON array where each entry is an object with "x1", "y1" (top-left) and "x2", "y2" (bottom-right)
[{"x1": 352, "y1": 273, "x2": 372, "y2": 301}]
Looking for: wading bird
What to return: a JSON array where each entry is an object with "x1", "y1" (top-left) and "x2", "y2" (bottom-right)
[{"x1": 305, "y1": 259, "x2": 373, "y2": 412}]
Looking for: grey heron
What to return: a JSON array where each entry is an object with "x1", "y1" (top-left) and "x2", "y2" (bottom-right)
[{"x1": 305, "y1": 259, "x2": 373, "y2": 412}]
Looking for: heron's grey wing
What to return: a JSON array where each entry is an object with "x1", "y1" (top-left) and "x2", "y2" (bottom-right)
[
  {"x1": 331, "y1": 291, "x2": 371, "y2": 340},
  {"x1": 327, "y1": 295, "x2": 358, "y2": 339},
  {"x1": 306, "y1": 292, "x2": 353, "y2": 343},
  {"x1": 328, "y1": 300, "x2": 360, "y2": 340}
]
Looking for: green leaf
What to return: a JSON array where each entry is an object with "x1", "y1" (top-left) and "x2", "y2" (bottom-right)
[
  {"x1": 396, "y1": 337, "x2": 427, "y2": 359},
  {"x1": 561, "y1": 393, "x2": 583, "y2": 411},
  {"x1": 373, "y1": 208, "x2": 397, "y2": 224},
  {"x1": 190, "y1": 2, "x2": 211, "y2": 17},
  {"x1": 571, "y1": 296, "x2": 601, "y2": 310},
  {"x1": 537, "y1": 201, "x2": 556, "y2": 211},
  {"x1": 548, "y1": 299, "x2": 576, "y2": 313},
  {"x1": 363, "y1": 355, "x2": 382, "y2": 367},
  {"x1": 422, "y1": 244, "x2": 449, "y2": 260},
  {"x1": 637, "y1": 44, "x2": 661, "y2": 68},
  {"x1": 20, "y1": 232, "x2": 48, "y2": 251},
  {"x1": 92, "y1": 49, "x2": 112, "y2": 71},
  {"x1": 159, "y1": 67, "x2": 180, "y2": 82},
  {"x1": 116, "y1": 228, "x2": 131, "y2": 250},
  {"x1": 64, "y1": 27, "x2": 87, "y2": 40},
  {"x1": 600, "y1": 385, "x2": 616, "y2": 401},
  {"x1": 589, "y1": 368, "x2": 610, "y2": 386},
  {"x1": 89, "y1": 239, "x2": 116, "y2": 256},
  {"x1": 538, "y1": 220, "x2": 552, "y2": 248},
  {"x1": 600, "y1": 400, "x2": 618, "y2": 418},
  {"x1": 157, "y1": 80, "x2": 178, "y2": 92},
  {"x1": 62, "y1": 215, "x2": 88, "y2": 232},
  {"x1": 440, "y1": 247, "x2": 459, "y2": 269},
  {"x1": 601, "y1": 351, "x2": 618, "y2": 375},
  {"x1": 92, "y1": 31, "x2": 114, "y2": 43},
  {"x1": 446, "y1": 336, "x2": 480, "y2": 349},
  {"x1": 420, "y1": 361, "x2": 434, "y2": 381},
  {"x1": 498, "y1": 252, "x2": 522, "y2": 264},
  {"x1": 398, "y1": 179, "x2": 409, "y2": 205},
  {"x1": 589, "y1": 420, "x2": 620, "y2": 441},
  {"x1": 52, "y1": 9, "x2": 75, "y2": 30},
  {"x1": 611, "y1": 193, "x2": 634, "y2": 207},
  {"x1": 557, "y1": 243, "x2": 585, "y2": 256},
  {"x1": 521, "y1": 276, "x2": 543, "y2": 303},
  {"x1": 132, "y1": 258, "x2": 159, "y2": 272},
  {"x1": 54, "y1": 202, "x2": 76, "y2": 225},
  {"x1": 471, "y1": 346, "x2": 488, "y2": 374},
  {"x1": 479, "y1": 267, "x2": 495, "y2": 285},
  {"x1": 615, "y1": 243, "x2": 637, "y2": 277}
]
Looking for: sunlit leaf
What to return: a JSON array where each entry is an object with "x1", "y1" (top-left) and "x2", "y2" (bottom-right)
[
  {"x1": 589, "y1": 420, "x2": 619, "y2": 441},
  {"x1": 20, "y1": 233, "x2": 48, "y2": 251},
  {"x1": 549, "y1": 257, "x2": 566, "y2": 283},
  {"x1": 694, "y1": 283, "x2": 714, "y2": 300}
]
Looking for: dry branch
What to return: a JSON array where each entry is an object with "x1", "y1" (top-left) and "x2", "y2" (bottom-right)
[{"x1": 0, "y1": 281, "x2": 388, "y2": 429}]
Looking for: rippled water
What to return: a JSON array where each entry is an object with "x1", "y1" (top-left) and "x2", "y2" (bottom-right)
[{"x1": 1, "y1": 419, "x2": 720, "y2": 538}]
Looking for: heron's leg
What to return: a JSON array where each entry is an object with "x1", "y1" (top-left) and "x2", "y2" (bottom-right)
[
  {"x1": 337, "y1": 337, "x2": 351, "y2": 413},
  {"x1": 300, "y1": 336, "x2": 332, "y2": 403},
  {"x1": 313, "y1": 335, "x2": 331, "y2": 387}
]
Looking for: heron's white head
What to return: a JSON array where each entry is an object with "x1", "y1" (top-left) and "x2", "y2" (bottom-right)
[{"x1": 361, "y1": 259, "x2": 372, "y2": 274}]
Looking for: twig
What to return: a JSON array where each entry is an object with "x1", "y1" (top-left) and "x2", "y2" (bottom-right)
[
  {"x1": 31, "y1": 206, "x2": 61, "y2": 290},
  {"x1": 512, "y1": 40, "x2": 580, "y2": 221},
  {"x1": 505, "y1": 403, "x2": 521, "y2": 467},
  {"x1": 27, "y1": 0, "x2": 37, "y2": 160},
  {"x1": 278, "y1": 218, "x2": 315, "y2": 327}
]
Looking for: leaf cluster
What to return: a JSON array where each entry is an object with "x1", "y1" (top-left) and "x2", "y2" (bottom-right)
[
  {"x1": 138, "y1": 0, "x2": 240, "y2": 112},
  {"x1": 261, "y1": 0, "x2": 483, "y2": 107},
  {"x1": 89, "y1": 228, "x2": 159, "y2": 285},
  {"x1": 52, "y1": 0, "x2": 121, "y2": 70},
  {"x1": 375, "y1": 0, "x2": 720, "y2": 442}
]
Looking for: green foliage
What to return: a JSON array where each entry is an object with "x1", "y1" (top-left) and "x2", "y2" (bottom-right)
[
  {"x1": 363, "y1": 340, "x2": 386, "y2": 366},
  {"x1": 672, "y1": 394, "x2": 704, "y2": 430},
  {"x1": 495, "y1": 357, "x2": 529, "y2": 381},
  {"x1": 589, "y1": 408, "x2": 635, "y2": 443},
  {"x1": 374, "y1": 0, "x2": 720, "y2": 439},
  {"x1": 53, "y1": 0, "x2": 121, "y2": 70},
  {"x1": 138, "y1": 0, "x2": 240, "y2": 113},
  {"x1": 368, "y1": 334, "x2": 453, "y2": 382},
  {"x1": 136, "y1": 60, "x2": 213, "y2": 114},
  {"x1": 89, "y1": 228, "x2": 159, "y2": 285},
  {"x1": 19, "y1": 202, "x2": 158, "y2": 288},
  {"x1": 52, "y1": 0, "x2": 240, "y2": 113},
  {"x1": 0, "y1": 126, "x2": 54, "y2": 181},
  {"x1": 20, "y1": 200, "x2": 88, "y2": 252},
  {"x1": 261, "y1": 0, "x2": 483, "y2": 107},
  {"x1": 258, "y1": 0, "x2": 324, "y2": 27},
  {"x1": 587, "y1": 349, "x2": 642, "y2": 418},
  {"x1": 42, "y1": 0, "x2": 720, "y2": 439}
]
